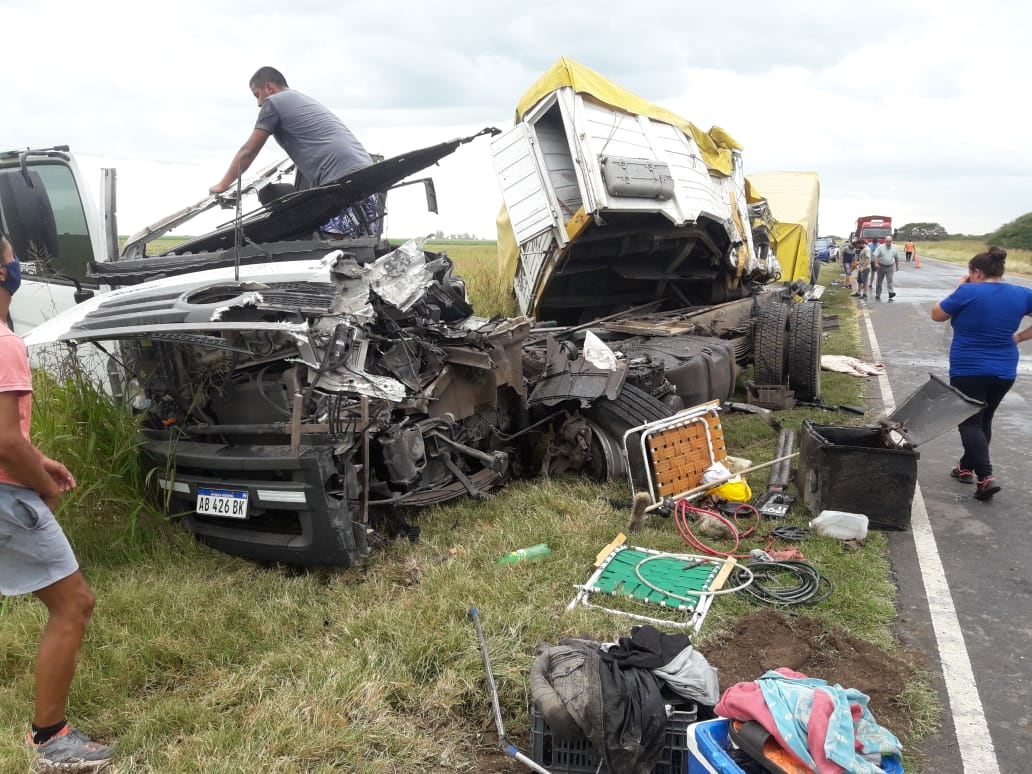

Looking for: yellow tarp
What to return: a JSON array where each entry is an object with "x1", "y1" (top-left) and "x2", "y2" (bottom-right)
[
  {"x1": 498, "y1": 56, "x2": 744, "y2": 296},
  {"x1": 745, "y1": 172, "x2": 821, "y2": 283},
  {"x1": 515, "y1": 57, "x2": 741, "y2": 178}
]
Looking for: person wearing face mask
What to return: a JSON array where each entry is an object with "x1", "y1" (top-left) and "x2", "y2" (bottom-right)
[{"x1": 0, "y1": 233, "x2": 112, "y2": 769}]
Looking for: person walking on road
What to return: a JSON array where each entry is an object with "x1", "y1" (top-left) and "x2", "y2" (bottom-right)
[
  {"x1": 851, "y1": 239, "x2": 871, "y2": 301},
  {"x1": 0, "y1": 233, "x2": 112, "y2": 770},
  {"x1": 931, "y1": 246, "x2": 1032, "y2": 501},
  {"x1": 873, "y1": 235, "x2": 900, "y2": 300},
  {"x1": 904, "y1": 240, "x2": 916, "y2": 262}
]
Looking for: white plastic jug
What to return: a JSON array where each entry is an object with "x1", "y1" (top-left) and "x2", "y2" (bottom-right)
[{"x1": 809, "y1": 510, "x2": 869, "y2": 540}]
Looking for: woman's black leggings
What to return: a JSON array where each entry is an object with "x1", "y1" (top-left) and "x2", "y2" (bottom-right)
[{"x1": 949, "y1": 375, "x2": 1015, "y2": 479}]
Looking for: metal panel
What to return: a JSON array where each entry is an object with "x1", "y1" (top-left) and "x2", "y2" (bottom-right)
[
  {"x1": 534, "y1": 118, "x2": 583, "y2": 221},
  {"x1": 491, "y1": 123, "x2": 569, "y2": 247},
  {"x1": 512, "y1": 230, "x2": 556, "y2": 316},
  {"x1": 575, "y1": 98, "x2": 748, "y2": 235}
]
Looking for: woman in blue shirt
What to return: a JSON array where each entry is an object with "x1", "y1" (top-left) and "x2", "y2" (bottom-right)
[{"x1": 931, "y1": 247, "x2": 1032, "y2": 501}]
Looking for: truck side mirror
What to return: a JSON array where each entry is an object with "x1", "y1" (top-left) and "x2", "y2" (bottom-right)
[
  {"x1": 74, "y1": 288, "x2": 95, "y2": 304},
  {"x1": 0, "y1": 169, "x2": 59, "y2": 263}
]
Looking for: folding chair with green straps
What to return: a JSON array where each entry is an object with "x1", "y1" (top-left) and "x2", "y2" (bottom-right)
[{"x1": 566, "y1": 534, "x2": 741, "y2": 634}]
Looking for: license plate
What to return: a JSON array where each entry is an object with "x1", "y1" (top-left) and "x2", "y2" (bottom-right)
[{"x1": 196, "y1": 488, "x2": 249, "y2": 519}]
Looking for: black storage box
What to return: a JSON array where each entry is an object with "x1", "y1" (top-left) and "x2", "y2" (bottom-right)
[
  {"x1": 797, "y1": 421, "x2": 918, "y2": 531},
  {"x1": 796, "y1": 374, "x2": 986, "y2": 532}
]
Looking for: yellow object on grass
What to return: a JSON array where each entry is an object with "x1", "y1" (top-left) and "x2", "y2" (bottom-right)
[{"x1": 712, "y1": 476, "x2": 752, "y2": 503}]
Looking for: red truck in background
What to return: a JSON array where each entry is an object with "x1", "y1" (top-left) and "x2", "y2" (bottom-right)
[{"x1": 853, "y1": 215, "x2": 894, "y2": 244}]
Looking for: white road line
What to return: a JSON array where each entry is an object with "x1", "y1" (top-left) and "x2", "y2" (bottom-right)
[{"x1": 863, "y1": 310, "x2": 999, "y2": 773}]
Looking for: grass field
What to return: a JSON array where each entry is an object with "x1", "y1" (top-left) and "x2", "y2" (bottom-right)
[
  {"x1": 0, "y1": 254, "x2": 938, "y2": 771},
  {"x1": 917, "y1": 239, "x2": 1032, "y2": 275},
  {"x1": 425, "y1": 240, "x2": 515, "y2": 318}
]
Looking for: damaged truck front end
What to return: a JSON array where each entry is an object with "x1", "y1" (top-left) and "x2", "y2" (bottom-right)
[{"x1": 38, "y1": 243, "x2": 531, "y2": 567}]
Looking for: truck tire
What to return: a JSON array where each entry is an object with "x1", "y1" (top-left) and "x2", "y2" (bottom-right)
[
  {"x1": 584, "y1": 383, "x2": 673, "y2": 482},
  {"x1": 754, "y1": 303, "x2": 789, "y2": 386},
  {"x1": 788, "y1": 301, "x2": 823, "y2": 402},
  {"x1": 585, "y1": 383, "x2": 673, "y2": 435}
]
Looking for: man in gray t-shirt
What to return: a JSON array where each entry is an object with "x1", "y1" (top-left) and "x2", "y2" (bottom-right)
[{"x1": 210, "y1": 66, "x2": 379, "y2": 236}]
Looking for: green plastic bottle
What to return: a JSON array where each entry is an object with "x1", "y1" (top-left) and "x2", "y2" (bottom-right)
[{"x1": 498, "y1": 544, "x2": 552, "y2": 563}]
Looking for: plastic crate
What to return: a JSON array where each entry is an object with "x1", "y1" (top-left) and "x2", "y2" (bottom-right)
[
  {"x1": 530, "y1": 703, "x2": 697, "y2": 774},
  {"x1": 687, "y1": 718, "x2": 905, "y2": 774}
]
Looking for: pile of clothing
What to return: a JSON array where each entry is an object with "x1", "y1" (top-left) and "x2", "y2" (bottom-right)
[
  {"x1": 530, "y1": 625, "x2": 719, "y2": 774},
  {"x1": 716, "y1": 668, "x2": 903, "y2": 773}
]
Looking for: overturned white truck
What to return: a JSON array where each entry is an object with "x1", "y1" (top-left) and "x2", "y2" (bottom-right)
[{"x1": 490, "y1": 58, "x2": 823, "y2": 403}]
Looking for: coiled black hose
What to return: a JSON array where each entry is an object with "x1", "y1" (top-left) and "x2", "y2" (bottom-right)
[{"x1": 735, "y1": 560, "x2": 833, "y2": 607}]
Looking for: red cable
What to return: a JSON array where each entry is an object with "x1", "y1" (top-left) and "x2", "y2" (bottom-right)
[{"x1": 672, "y1": 499, "x2": 773, "y2": 559}]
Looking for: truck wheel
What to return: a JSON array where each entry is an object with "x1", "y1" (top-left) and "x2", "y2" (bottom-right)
[
  {"x1": 585, "y1": 383, "x2": 672, "y2": 435},
  {"x1": 754, "y1": 303, "x2": 789, "y2": 385},
  {"x1": 583, "y1": 419, "x2": 627, "y2": 481},
  {"x1": 788, "y1": 301, "x2": 822, "y2": 401},
  {"x1": 585, "y1": 383, "x2": 673, "y2": 483}
]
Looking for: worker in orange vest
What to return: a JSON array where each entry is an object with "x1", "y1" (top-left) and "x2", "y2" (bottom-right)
[{"x1": 904, "y1": 241, "x2": 916, "y2": 263}]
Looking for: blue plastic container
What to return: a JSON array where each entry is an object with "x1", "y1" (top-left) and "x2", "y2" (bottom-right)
[{"x1": 687, "y1": 718, "x2": 904, "y2": 773}]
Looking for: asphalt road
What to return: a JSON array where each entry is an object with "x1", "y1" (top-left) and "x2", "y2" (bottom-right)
[{"x1": 844, "y1": 255, "x2": 1031, "y2": 774}]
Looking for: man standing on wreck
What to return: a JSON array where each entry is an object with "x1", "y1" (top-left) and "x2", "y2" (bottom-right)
[{"x1": 210, "y1": 66, "x2": 380, "y2": 237}]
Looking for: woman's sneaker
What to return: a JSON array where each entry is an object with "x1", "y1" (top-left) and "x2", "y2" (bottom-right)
[
  {"x1": 974, "y1": 476, "x2": 1001, "y2": 501},
  {"x1": 950, "y1": 466, "x2": 976, "y2": 483},
  {"x1": 27, "y1": 725, "x2": 113, "y2": 770}
]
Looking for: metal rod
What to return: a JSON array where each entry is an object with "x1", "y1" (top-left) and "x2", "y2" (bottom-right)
[
  {"x1": 526, "y1": 300, "x2": 662, "y2": 339},
  {"x1": 182, "y1": 423, "x2": 332, "y2": 435},
  {"x1": 360, "y1": 396, "x2": 370, "y2": 525},
  {"x1": 769, "y1": 428, "x2": 796, "y2": 489},
  {"x1": 644, "y1": 452, "x2": 800, "y2": 513},
  {"x1": 469, "y1": 608, "x2": 552, "y2": 774},
  {"x1": 289, "y1": 392, "x2": 303, "y2": 455},
  {"x1": 430, "y1": 431, "x2": 507, "y2": 472},
  {"x1": 233, "y1": 168, "x2": 243, "y2": 282}
]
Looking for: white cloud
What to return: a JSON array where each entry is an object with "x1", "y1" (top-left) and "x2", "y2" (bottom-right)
[{"x1": 2, "y1": 0, "x2": 1028, "y2": 241}]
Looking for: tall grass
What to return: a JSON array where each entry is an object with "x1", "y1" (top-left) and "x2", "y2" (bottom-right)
[
  {"x1": 434, "y1": 241, "x2": 517, "y2": 319},
  {"x1": 28, "y1": 356, "x2": 157, "y2": 557}
]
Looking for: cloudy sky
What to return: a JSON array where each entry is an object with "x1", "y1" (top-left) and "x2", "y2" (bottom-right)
[{"x1": 2, "y1": 0, "x2": 1027, "y2": 242}]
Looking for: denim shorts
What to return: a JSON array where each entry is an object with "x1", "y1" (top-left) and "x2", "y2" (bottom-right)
[{"x1": 0, "y1": 484, "x2": 79, "y2": 596}]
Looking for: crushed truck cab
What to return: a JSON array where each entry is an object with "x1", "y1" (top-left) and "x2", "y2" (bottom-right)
[{"x1": 493, "y1": 57, "x2": 782, "y2": 325}]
